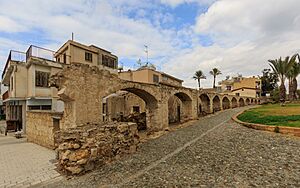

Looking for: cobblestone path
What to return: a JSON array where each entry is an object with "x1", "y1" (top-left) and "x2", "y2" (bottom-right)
[
  {"x1": 44, "y1": 107, "x2": 300, "y2": 187},
  {"x1": 0, "y1": 135, "x2": 61, "y2": 188}
]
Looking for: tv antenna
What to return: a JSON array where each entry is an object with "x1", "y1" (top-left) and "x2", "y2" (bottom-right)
[
  {"x1": 144, "y1": 45, "x2": 149, "y2": 65},
  {"x1": 136, "y1": 58, "x2": 142, "y2": 67}
]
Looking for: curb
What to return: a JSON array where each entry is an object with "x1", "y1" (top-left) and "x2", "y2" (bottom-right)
[{"x1": 232, "y1": 108, "x2": 300, "y2": 137}]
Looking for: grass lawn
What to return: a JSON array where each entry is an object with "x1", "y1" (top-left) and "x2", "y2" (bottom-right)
[{"x1": 238, "y1": 103, "x2": 300, "y2": 128}]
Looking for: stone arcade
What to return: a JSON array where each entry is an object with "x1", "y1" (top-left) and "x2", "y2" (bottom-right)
[
  {"x1": 43, "y1": 63, "x2": 258, "y2": 175},
  {"x1": 50, "y1": 63, "x2": 257, "y2": 132}
]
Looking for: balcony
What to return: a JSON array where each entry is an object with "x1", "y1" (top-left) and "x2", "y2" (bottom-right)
[
  {"x1": 26, "y1": 45, "x2": 56, "y2": 62},
  {"x1": 2, "y1": 50, "x2": 26, "y2": 79}
]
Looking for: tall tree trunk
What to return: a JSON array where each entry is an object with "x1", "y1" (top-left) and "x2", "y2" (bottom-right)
[
  {"x1": 198, "y1": 79, "x2": 201, "y2": 90},
  {"x1": 288, "y1": 78, "x2": 293, "y2": 101},
  {"x1": 292, "y1": 77, "x2": 298, "y2": 100},
  {"x1": 279, "y1": 81, "x2": 286, "y2": 105},
  {"x1": 213, "y1": 76, "x2": 216, "y2": 88}
]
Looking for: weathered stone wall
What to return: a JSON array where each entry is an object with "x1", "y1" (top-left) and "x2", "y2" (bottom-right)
[
  {"x1": 50, "y1": 64, "x2": 255, "y2": 132},
  {"x1": 26, "y1": 111, "x2": 63, "y2": 149},
  {"x1": 56, "y1": 122, "x2": 139, "y2": 175}
]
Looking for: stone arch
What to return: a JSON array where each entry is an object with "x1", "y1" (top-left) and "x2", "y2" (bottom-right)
[
  {"x1": 239, "y1": 98, "x2": 245, "y2": 107},
  {"x1": 231, "y1": 97, "x2": 238, "y2": 108},
  {"x1": 212, "y1": 95, "x2": 221, "y2": 112},
  {"x1": 120, "y1": 87, "x2": 158, "y2": 109},
  {"x1": 199, "y1": 93, "x2": 211, "y2": 115},
  {"x1": 168, "y1": 91, "x2": 193, "y2": 124},
  {"x1": 222, "y1": 96, "x2": 230, "y2": 110},
  {"x1": 104, "y1": 86, "x2": 159, "y2": 131},
  {"x1": 245, "y1": 98, "x2": 250, "y2": 105}
]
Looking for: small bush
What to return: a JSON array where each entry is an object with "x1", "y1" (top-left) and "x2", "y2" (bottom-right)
[{"x1": 274, "y1": 126, "x2": 280, "y2": 133}]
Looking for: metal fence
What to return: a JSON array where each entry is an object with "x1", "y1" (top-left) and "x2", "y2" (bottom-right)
[{"x1": 26, "y1": 45, "x2": 56, "y2": 61}]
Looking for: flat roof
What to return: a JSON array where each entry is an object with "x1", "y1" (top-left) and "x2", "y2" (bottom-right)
[
  {"x1": 120, "y1": 68, "x2": 183, "y2": 82},
  {"x1": 55, "y1": 40, "x2": 117, "y2": 58}
]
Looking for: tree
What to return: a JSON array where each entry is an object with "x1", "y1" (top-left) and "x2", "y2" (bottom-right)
[
  {"x1": 268, "y1": 55, "x2": 297, "y2": 105},
  {"x1": 260, "y1": 68, "x2": 278, "y2": 96},
  {"x1": 193, "y1": 70, "x2": 206, "y2": 90},
  {"x1": 209, "y1": 68, "x2": 222, "y2": 88},
  {"x1": 286, "y1": 54, "x2": 300, "y2": 100}
]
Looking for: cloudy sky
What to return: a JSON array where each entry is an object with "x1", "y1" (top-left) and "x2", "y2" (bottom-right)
[{"x1": 0, "y1": 0, "x2": 300, "y2": 88}]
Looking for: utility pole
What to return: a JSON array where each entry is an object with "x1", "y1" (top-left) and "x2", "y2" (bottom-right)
[{"x1": 71, "y1": 32, "x2": 74, "y2": 41}]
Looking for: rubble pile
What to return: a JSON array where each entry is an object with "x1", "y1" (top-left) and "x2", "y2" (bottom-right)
[
  {"x1": 118, "y1": 112, "x2": 147, "y2": 131},
  {"x1": 55, "y1": 122, "x2": 140, "y2": 175}
]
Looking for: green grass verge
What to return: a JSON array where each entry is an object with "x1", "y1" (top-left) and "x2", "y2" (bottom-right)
[{"x1": 238, "y1": 104, "x2": 300, "y2": 128}]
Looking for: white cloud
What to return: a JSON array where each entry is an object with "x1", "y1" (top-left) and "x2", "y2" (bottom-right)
[
  {"x1": 194, "y1": 0, "x2": 300, "y2": 46},
  {"x1": 0, "y1": 0, "x2": 180, "y2": 67},
  {"x1": 0, "y1": 16, "x2": 26, "y2": 32},
  {"x1": 160, "y1": 0, "x2": 215, "y2": 7},
  {"x1": 168, "y1": 0, "x2": 300, "y2": 88}
]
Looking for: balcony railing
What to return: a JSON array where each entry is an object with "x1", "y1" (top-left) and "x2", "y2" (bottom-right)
[
  {"x1": 2, "y1": 50, "x2": 26, "y2": 79},
  {"x1": 26, "y1": 45, "x2": 56, "y2": 62}
]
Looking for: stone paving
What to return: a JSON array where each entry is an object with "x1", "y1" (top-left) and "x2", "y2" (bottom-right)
[
  {"x1": 0, "y1": 121, "x2": 6, "y2": 135},
  {"x1": 0, "y1": 135, "x2": 61, "y2": 188},
  {"x1": 43, "y1": 107, "x2": 300, "y2": 188}
]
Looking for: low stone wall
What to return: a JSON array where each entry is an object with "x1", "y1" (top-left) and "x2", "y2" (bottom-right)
[
  {"x1": 56, "y1": 122, "x2": 139, "y2": 175},
  {"x1": 232, "y1": 110, "x2": 300, "y2": 137},
  {"x1": 26, "y1": 111, "x2": 63, "y2": 149}
]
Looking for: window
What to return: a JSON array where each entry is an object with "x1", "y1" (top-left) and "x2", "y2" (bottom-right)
[
  {"x1": 85, "y1": 52, "x2": 93, "y2": 62},
  {"x1": 63, "y1": 53, "x2": 67, "y2": 63},
  {"x1": 226, "y1": 86, "x2": 231, "y2": 91},
  {"x1": 235, "y1": 93, "x2": 240, "y2": 96},
  {"x1": 162, "y1": 75, "x2": 168, "y2": 81},
  {"x1": 35, "y1": 71, "x2": 50, "y2": 87},
  {"x1": 153, "y1": 74, "x2": 159, "y2": 83},
  {"x1": 53, "y1": 118, "x2": 60, "y2": 131},
  {"x1": 133, "y1": 106, "x2": 140, "y2": 113},
  {"x1": 102, "y1": 55, "x2": 117, "y2": 69},
  {"x1": 28, "y1": 105, "x2": 51, "y2": 110},
  {"x1": 10, "y1": 77, "x2": 13, "y2": 91}
]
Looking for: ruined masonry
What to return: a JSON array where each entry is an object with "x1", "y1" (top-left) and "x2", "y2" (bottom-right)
[
  {"x1": 55, "y1": 122, "x2": 139, "y2": 175},
  {"x1": 45, "y1": 63, "x2": 257, "y2": 174}
]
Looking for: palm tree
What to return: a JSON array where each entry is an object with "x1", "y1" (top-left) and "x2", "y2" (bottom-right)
[
  {"x1": 209, "y1": 68, "x2": 222, "y2": 88},
  {"x1": 193, "y1": 70, "x2": 206, "y2": 90},
  {"x1": 286, "y1": 54, "x2": 300, "y2": 100},
  {"x1": 269, "y1": 55, "x2": 297, "y2": 104}
]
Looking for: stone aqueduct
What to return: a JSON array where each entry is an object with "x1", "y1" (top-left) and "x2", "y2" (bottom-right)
[{"x1": 51, "y1": 64, "x2": 259, "y2": 131}]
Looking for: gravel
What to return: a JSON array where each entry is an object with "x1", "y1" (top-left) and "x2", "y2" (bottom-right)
[{"x1": 43, "y1": 107, "x2": 300, "y2": 188}]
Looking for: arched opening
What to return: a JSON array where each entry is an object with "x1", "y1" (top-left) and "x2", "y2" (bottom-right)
[
  {"x1": 222, "y1": 96, "x2": 230, "y2": 110},
  {"x1": 213, "y1": 96, "x2": 221, "y2": 112},
  {"x1": 168, "y1": 92, "x2": 192, "y2": 125},
  {"x1": 245, "y1": 98, "x2": 250, "y2": 105},
  {"x1": 168, "y1": 95, "x2": 182, "y2": 124},
  {"x1": 231, "y1": 97, "x2": 238, "y2": 108},
  {"x1": 239, "y1": 98, "x2": 245, "y2": 107},
  {"x1": 255, "y1": 99, "x2": 257, "y2": 104},
  {"x1": 102, "y1": 87, "x2": 157, "y2": 131},
  {"x1": 251, "y1": 99, "x2": 254, "y2": 104},
  {"x1": 199, "y1": 94, "x2": 211, "y2": 116}
]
